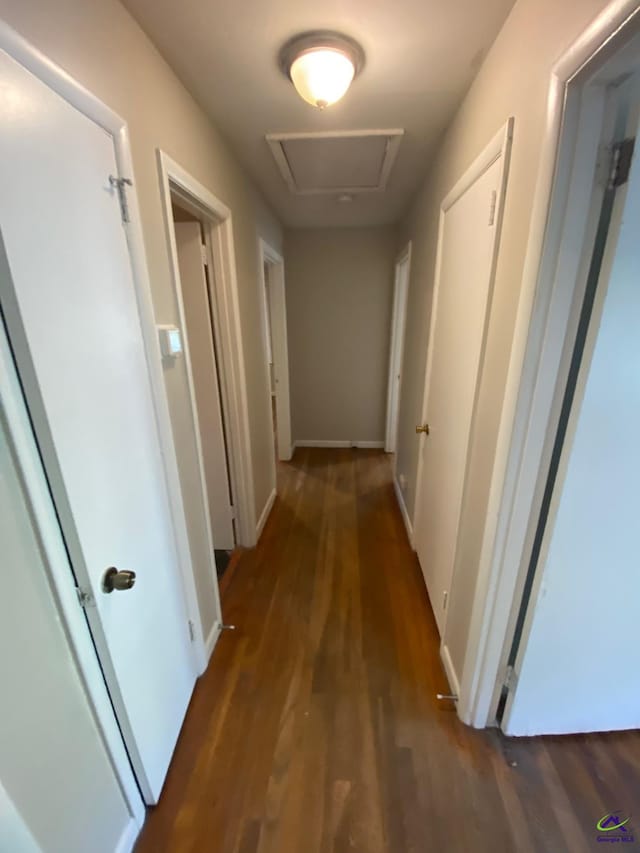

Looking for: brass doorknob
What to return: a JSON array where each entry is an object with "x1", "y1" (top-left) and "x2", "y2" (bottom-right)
[
  {"x1": 416, "y1": 423, "x2": 430, "y2": 435},
  {"x1": 102, "y1": 567, "x2": 137, "y2": 593}
]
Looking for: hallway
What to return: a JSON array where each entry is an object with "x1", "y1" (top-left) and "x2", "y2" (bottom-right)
[{"x1": 135, "y1": 450, "x2": 640, "y2": 853}]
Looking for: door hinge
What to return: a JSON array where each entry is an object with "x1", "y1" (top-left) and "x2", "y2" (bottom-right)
[
  {"x1": 488, "y1": 189, "x2": 497, "y2": 226},
  {"x1": 230, "y1": 505, "x2": 236, "y2": 520},
  {"x1": 109, "y1": 175, "x2": 133, "y2": 223},
  {"x1": 608, "y1": 137, "x2": 635, "y2": 189},
  {"x1": 503, "y1": 664, "x2": 517, "y2": 691},
  {"x1": 200, "y1": 243, "x2": 209, "y2": 266},
  {"x1": 188, "y1": 619, "x2": 196, "y2": 642},
  {"x1": 76, "y1": 586, "x2": 96, "y2": 609},
  {"x1": 442, "y1": 590, "x2": 448, "y2": 611}
]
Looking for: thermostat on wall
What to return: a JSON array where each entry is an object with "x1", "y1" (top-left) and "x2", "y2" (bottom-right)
[{"x1": 157, "y1": 324, "x2": 183, "y2": 358}]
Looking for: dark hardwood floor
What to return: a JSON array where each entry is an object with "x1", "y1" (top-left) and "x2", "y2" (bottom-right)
[{"x1": 135, "y1": 448, "x2": 640, "y2": 852}]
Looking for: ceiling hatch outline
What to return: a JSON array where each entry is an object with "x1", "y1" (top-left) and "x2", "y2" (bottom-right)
[{"x1": 266, "y1": 129, "x2": 404, "y2": 196}]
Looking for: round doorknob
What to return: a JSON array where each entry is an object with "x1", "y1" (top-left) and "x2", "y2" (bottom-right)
[
  {"x1": 102, "y1": 567, "x2": 137, "y2": 593},
  {"x1": 416, "y1": 423, "x2": 430, "y2": 435}
]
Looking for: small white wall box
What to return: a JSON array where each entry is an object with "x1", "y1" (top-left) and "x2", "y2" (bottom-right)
[{"x1": 157, "y1": 325, "x2": 183, "y2": 358}]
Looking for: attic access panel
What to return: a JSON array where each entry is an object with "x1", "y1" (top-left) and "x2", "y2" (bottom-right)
[{"x1": 266, "y1": 130, "x2": 403, "y2": 195}]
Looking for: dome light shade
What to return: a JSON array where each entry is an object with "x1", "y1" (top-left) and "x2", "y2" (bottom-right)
[
  {"x1": 279, "y1": 32, "x2": 364, "y2": 110},
  {"x1": 290, "y1": 48, "x2": 355, "y2": 109}
]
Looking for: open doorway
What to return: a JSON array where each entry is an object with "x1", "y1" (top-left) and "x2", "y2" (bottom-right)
[
  {"x1": 156, "y1": 150, "x2": 262, "y2": 642},
  {"x1": 259, "y1": 239, "x2": 292, "y2": 475},
  {"x1": 170, "y1": 200, "x2": 237, "y2": 581},
  {"x1": 385, "y1": 242, "x2": 411, "y2": 455},
  {"x1": 496, "y1": 70, "x2": 640, "y2": 735},
  {"x1": 456, "y1": 7, "x2": 640, "y2": 731}
]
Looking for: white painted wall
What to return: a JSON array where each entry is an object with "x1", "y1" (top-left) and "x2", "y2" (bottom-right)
[
  {"x1": 0, "y1": 418, "x2": 131, "y2": 852},
  {"x1": 504, "y1": 107, "x2": 640, "y2": 735}
]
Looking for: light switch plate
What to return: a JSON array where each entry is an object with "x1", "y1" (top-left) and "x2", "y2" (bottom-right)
[{"x1": 157, "y1": 324, "x2": 183, "y2": 358}]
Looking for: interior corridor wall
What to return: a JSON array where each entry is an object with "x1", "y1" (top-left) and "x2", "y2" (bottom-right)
[
  {"x1": 285, "y1": 227, "x2": 396, "y2": 446},
  {"x1": 393, "y1": 0, "x2": 612, "y2": 658},
  {"x1": 0, "y1": 0, "x2": 283, "y2": 637}
]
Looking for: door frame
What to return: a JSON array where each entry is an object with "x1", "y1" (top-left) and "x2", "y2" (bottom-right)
[
  {"x1": 259, "y1": 238, "x2": 293, "y2": 469},
  {"x1": 157, "y1": 151, "x2": 258, "y2": 550},
  {"x1": 385, "y1": 242, "x2": 411, "y2": 455},
  {"x1": 411, "y1": 120, "x2": 514, "y2": 641},
  {"x1": 456, "y1": 0, "x2": 640, "y2": 728},
  {"x1": 0, "y1": 19, "x2": 204, "y2": 806}
]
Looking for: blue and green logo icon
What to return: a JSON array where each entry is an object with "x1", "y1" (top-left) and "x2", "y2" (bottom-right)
[{"x1": 596, "y1": 812, "x2": 635, "y2": 843}]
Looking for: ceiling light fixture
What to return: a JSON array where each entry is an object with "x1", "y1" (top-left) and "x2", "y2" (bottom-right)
[{"x1": 279, "y1": 31, "x2": 365, "y2": 110}]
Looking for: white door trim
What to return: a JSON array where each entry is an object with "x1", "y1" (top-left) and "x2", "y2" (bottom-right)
[
  {"x1": 157, "y1": 150, "x2": 258, "y2": 547},
  {"x1": 456, "y1": 0, "x2": 640, "y2": 728},
  {"x1": 259, "y1": 238, "x2": 293, "y2": 467},
  {"x1": 0, "y1": 319, "x2": 145, "y2": 832},
  {"x1": 385, "y1": 242, "x2": 412, "y2": 455},
  {"x1": 0, "y1": 18, "x2": 202, "y2": 807},
  {"x1": 411, "y1": 119, "x2": 514, "y2": 549}
]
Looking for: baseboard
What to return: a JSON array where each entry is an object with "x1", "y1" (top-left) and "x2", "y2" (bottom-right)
[
  {"x1": 393, "y1": 476, "x2": 414, "y2": 547},
  {"x1": 205, "y1": 620, "x2": 222, "y2": 663},
  {"x1": 440, "y1": 643, "x2": 461, "y2": 699},
  {"x1": 115, "y1": 818, "x2": 140, "y2": 853},
  {"x1": 294, "y1": 440, "x2": 385, "y2": 448},
  {"x1": 256, "y1": 487, "x2": 276, "y2": 540},
  {"x1": 295, "y1": 440, "x2": 350, "y2": 448}
]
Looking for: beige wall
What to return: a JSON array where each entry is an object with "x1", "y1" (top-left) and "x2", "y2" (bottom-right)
[
  {"x1": 394, "y1": 0, "x2": 611, "y2": 655},
  {"x1": 285, "y1": 227, "x2": 396, "y2": 445},
  {"x1": 0, "y1": 0, "x2": 282, "y2": 636}
]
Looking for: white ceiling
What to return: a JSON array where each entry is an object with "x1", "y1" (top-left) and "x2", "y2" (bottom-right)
[{"x1": 122, "y1": 0, "x2": 516, "y2": 228}]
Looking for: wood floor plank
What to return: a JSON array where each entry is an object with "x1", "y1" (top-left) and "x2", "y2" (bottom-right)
[{"x1": 135, "y1": 449, "x2": 640, "y2": 853}]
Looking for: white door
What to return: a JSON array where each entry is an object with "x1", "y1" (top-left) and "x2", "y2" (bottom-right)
[
  {"x1": 175, "y1": 222, "x2": 235, "y2": 550},
  {"x1": 503, "y1": 109, "x2": 640, "y2": 736},
  {"x1": 262, "y1": 249, "x2": 292, "y2": 464},
  {"x1": 385, "y1": 251, "x2": 410, "y2": 453},
  {"x1": 0, "y1": 50, "x2": 196, "y2": 801},
  {"x1": 0, "y1": 782, "x2": 40, "y2": 853},
  {"x1": 414, "y1": 139, "x2": 510, "y2": 636},
  {"x1": 0, "y1": 395, "x2": 134, "y2": 852}
]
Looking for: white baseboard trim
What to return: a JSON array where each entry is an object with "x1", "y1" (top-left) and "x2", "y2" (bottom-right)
[
  {"x1": 440, "y1": 642, "x2": 461, "y2": 698},
  {"x1": 115, "y1": 818, "x2": 140, "y2": 853},
  {"x1": 294, "y1": 440, "x2": 385, "y2": 448},
  {"x1": 393, "y1": 476, "x2": 414, "y2": 547},
  {"x1": 256, "y1": 487, "x2": 276, "y2": 540},
  {"x1": 295, "y1": 440, "x2": 350, "y2": 448},
  {"x1": 205, "y1": 620, "x2": 222, "y2": 663}
]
